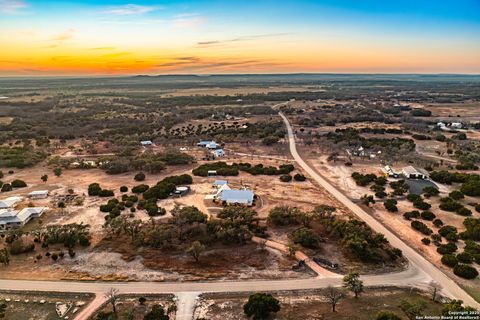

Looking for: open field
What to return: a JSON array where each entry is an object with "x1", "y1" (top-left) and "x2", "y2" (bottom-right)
[
  {"x1": 194, "y1": 287, "x2": 445, "y2": 320},
  {"x1": 0, "y1": 291, "x2": 93, "y2": 320}
]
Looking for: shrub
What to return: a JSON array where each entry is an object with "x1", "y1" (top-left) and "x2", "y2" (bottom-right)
[
  {"x1": 88, "y1": 183, "x2": 102, "y2": 196},
  {"x1": 134, "y1": 172, "x2": 146, "y2": 181},
  {"x1": 120, "y1": 186, "x2": 128, "y2": 192},
  {"x1": 413, "y1": 200, "x2": 431, "y2": 210},
  {"x1": 293, "y1": 173, "x2": 306, "y2": 181},
  {"x1": 280, "y1": 174, "x2": 292, "y2": 182},
  {"x1": 132, "y1": 184, "x2": 150, "y2": 194},
  {"x1": 420, "y1": 211, "x2": 436, "y2": 221},
  {"x1": 291, "y1": 227, "x2": 321, "y2": 249},
  {"x1": 437, "y1": 243, "x2": 458, "y2": 255},
  {"x1": 433, "y1": 219, "x2": 444, "y2": 228},
  {"x1": 407, "y1": 194, "x2": 422, "y2": 203},
  {"x1": 475, "y1": 204, "x2": 480, "y2": 213},
  {"x1": 384, "y1": 199, "x2": 398, "y2": 212},
  {"x1": 421, "y1": 238, "x2": 431, "y2": 245},
  {"x1": 439, "y1": 225, "x2": 458, "y2": 237},
  {"x1": 456, "y1": 252, "x2": 473, "y2": 264},
  {"x1": 456, "y1": 207, "x2": 472, "y2": 216},
  {"x1": 1, "y1": 183, "x2": 12, "y2": 192},
  {"x1": 445, "y1": 232, "x2": 459, "y2": 242},
  {"x1": 441, "y1": 254, "x2": 458, "y2": 267},
  {"x1": 352, "y1": 172, "x2": 377, "y2": 186},
  {"x1": 461, "y1": 179, "x2": 480, "y2": 197},
  {"x1": 449, "y1": 190, "x2": 464, "y2": 200},
  {"x1": 268, "y1": 206, "x2": 303, "y2": 226},
  {"x1": 403, "y1": 211, "x2": 420, "y2": 220},
  {"x1": 98, "y1": 189, "x2": 114, "y2": 197},
  {"x1": 57, "y1": 201, "x2": 66, "y2": 208},
  {"x1": 375, "y1": 191, "x2": 387, "y2": 198},
  {"x1": 439, "y1": 197, "x2": 463, "y2": 212},
  {"x1": 11, "y1": 179, "x2": 27, "y2": 188},
  {"x1": 411, "y1": 220, "x2": 433, "y2": 235},
  {"x1": 422, "y1": 186, "x2": 439, "y2": 197},
  {"x1": 453, "y1": 264, "x2": 478, "y2": 279}
]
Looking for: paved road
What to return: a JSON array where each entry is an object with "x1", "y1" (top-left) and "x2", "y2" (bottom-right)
[{"x1": 278, "y1": 111, "x2": 479, "y2": 308}]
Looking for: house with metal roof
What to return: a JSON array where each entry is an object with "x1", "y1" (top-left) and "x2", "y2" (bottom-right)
[
  {"x1": 0, "y1": 196, "x2": 22, "y2": 209},
  {"x1": 0, "y1": 207, "x2": 47, "y2": 230},
  {"x1": 197, "y1": 140, "x2": 215, "y2": 147},
  {"x1": 219, "y1": 189, "x2": 254, "y2": 206},
  {"x1": 140, "y1": 140, "x2": 153, "y2": 146}
]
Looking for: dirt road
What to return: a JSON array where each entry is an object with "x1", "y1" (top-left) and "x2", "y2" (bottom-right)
[{"x1": 278, "y1": 111, "x2": 479, "y2": 308}]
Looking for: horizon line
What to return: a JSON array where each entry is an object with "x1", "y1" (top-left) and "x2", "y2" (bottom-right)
[{"x1": 1, "y1": 72, "x2": 480, "y2": 79}]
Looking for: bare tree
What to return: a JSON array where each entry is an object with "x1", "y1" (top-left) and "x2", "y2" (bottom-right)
[
  {"x1": 106, "y1": 288, "x2": 119, "y2": 316},
  {"x1": 324, "y1": 286, "x2": 344, "y2": 312},
  {"x1": 429, "y1": 281, "x2": 442, "y2": 302}
]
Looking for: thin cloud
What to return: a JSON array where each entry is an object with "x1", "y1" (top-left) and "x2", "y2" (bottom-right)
[
  {"x1": 0, "y1": 0, "x2": 28, "y2": 14},
  {"x1": 154, "y1": 56, "x2": 283, "y2": 71},
  {"x1": 197, "y1": 33, "x2": 290, "y2": 47},
  {"x1": 40, "y1": 28, "x2": 75, "y2": 48},
  {"x1": 173, "y1": 13, "x2": 205, "y2": 28},
  {"x1": 100, "y1": 4, "x2": 157, "y2": 16},
  {"x1": 156, "y1": 56, "x2": 201, "y2": 67},
  {"x1": 50, "y1": 28, "x2": 75, "y2": 42}
]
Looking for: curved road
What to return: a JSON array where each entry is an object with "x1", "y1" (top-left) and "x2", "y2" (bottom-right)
[{"x1": 278, "y1": 111, "x2": 479, "y2": 308}]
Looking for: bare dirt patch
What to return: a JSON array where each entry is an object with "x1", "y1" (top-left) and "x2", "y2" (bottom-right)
[{"x1": 194, "y1": 287, "x2": 444, "y2": 320}]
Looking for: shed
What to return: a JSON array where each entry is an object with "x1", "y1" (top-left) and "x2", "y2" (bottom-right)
[{"x1": 28, "y1": 190, "x2": 49, "y2": 199}]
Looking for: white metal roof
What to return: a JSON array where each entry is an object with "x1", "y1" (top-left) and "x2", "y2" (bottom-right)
[{"x1": 0, "y1": 196, "x2": 22, "y2": 209}]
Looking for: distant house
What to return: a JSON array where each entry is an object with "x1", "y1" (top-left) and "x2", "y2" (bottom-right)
[
  {"x1": 28, "y1": 190, "x2": 49, "y2": 199},
  {"x1": 212, "y1": 149, "x2": 225, "y2": 158},
  {"x1": 207, "y1": 170, "x2": 217, "y2": 177},
  {"x1": 437, "y1": 122, "x2": 446, "y2": 128},
  {"x1": 206, "y1": 142, "x2": 219, "y2": 150},
  {"x1": 197, "y1": 140, "x2": 215, "y2": 147},
  {"x1": 0, "y1": 196, "x2": 22, "y2": 209},
  {"x1": 382, "y1": 165, "x2": 399, "y2": 178},
  {"x1": 402, "y1": 166, "x2": 429, "y2": 180},
  {"x1": 219, "y1": 189, "x2": 255, "y2": 206},
  {"x1": 140, "y1": 140, "x2": 153, "y2": 146},
  {"x1": 0, "y1": 207, "x2": 47, "y2": 230},
  {"x1": 451, "y1": 122, "x2": 463, "y2": 129}
]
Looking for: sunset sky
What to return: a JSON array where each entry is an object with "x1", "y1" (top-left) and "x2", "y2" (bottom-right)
[{"x1": 1, "y1": 0, "x2": 479, "y2": 75}]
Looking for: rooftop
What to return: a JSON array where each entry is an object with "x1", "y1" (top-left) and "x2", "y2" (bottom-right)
[{"x1": 220, "y1": 189, "x2": 254, "y2": 204}]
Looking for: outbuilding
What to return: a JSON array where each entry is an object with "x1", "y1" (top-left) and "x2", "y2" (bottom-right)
[
  {"x1": 402, "y1": 166, "x2": 429, "y2": 180},
  {"x1": 28, "y1": 190, "x2": 49, "y2": 199},
  {"x1": 140, "y1": 140, "x2": 153, "y2": 146}
]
